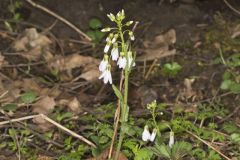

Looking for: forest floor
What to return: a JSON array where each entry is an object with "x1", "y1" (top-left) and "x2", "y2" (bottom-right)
[{"x1": 0, "y1": 0, "x2": 240, "y2": 160}]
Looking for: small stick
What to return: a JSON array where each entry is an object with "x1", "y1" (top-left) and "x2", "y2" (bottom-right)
[
  {"x1": 24, "y1": 0, "x2": 91, "y2": 41},
  {"x1": 223, "y1": 0, "x2": 240, "y2": 16},
  {"x1": 108, "y1": 71, "x2": 124, "y2": 159},
  {"x1": 186, "y1": 130, "x2": 231, "y2": 160},
  {"x1": 0, "y1": 114, "x2": 96, "y2": 148},
  {"x1": 144, "y1": 59, "x2": 157, "y2": 80}
]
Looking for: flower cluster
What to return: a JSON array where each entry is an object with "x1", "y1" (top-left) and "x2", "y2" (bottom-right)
[
  {"x1": 142, "y1": 125, "x2": 157, "y2": 142},
  {"x1": 99, "y1": 10, "x2": 135, "y2": 84}
]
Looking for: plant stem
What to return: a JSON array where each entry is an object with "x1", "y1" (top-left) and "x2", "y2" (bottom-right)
[{"x1": 114, "y1": 21, "x2": 129, "y2": 160}]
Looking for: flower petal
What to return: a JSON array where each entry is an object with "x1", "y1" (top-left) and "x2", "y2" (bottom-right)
[
  {"x1": 142, "y1": 126, "x2": 151, "y2": 142},
  {"x1": 150, "y1": 128, "x2": 157, "y2": 142}
]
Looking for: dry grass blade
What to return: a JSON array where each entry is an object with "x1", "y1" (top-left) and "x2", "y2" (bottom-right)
[
  {"x1": 0, "y1": 114, "x2": 96, "y2": 148},
  {"x1": 25, "y1": 0, "x2": 91, "y2": 41}
]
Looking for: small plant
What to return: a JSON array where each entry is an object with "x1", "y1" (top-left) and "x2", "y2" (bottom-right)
[
  {"x1": 98, "y1": 10, "x2": 136, "y2": 159},
  {"x1": 86, "y1": 18, "x2": 105, "y2": 43},
  {"x1": 162, "y1": 62, "x2": 182, "y2": 77}
]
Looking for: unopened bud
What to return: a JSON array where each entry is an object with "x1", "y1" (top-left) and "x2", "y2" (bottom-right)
[
  {"x1": 126, "y1": 21, "x2": 134, "y2": 26},
  {"x1": 107, "y1": 13, "x2": 115, "y2": 21},
  {"x1": 101, "y1": 27, "x2": 111, "y2": 32}
]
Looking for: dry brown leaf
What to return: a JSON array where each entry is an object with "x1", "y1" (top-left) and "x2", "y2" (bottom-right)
[
  {"x1": 32, "y1": 96, "x2": 56, "y2": 114},
  {"x1": 79, "y1": 69, "x2": 100, "y2": 81},
  {"x1": 32, "y1": 96, "x2": 55, "y2": 131},
  {"x1": 137, "y1": 49, "x2": 176, "y2": 62},
  {"x1": 48, "y1": 54, "x2": 100, "y2": 81},
  {"x1": 137, "y1": 29, "x2": 176, "y2": 62},
  {"x1": 13, "y1": 28, "x2": 52, "y2": 61},
  {"x1": 48, "y1": 54, "x2": 100, "y2": 71},
  {"x1": 68, "y1": 97, "x2": 83, "y2": 114}
]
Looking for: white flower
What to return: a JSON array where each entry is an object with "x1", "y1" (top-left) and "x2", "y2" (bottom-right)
[
  {"x1": 150, "y1": 128, "x2": 157, "y2": 142},
  {"x1": 169, "y1": 131, "x2": 174, "y2": 148},
  {"x1": 99, "y1": 54, "x2": 108, "y2": 72},
  {"x1": 111, "y1": 34, "x2": 118, "y2": 43},
  {"x1": 99, "y1": 67, "x2": 112, "y2": 84},
  {"x1": 142, "y1": 125, "x2": 151, "y2": 142},
  {"x1": 111, "y1": 45, "x2": 119, "y2": 61},
  {"x1": 106, "y1": 37, "x2": 110, "y2": 42},
  {"x1": 117, "y1": 56, "x2": 126, "y2": 69},
  {"x1": 127, "y1": 51, "x2": 135, "y2": 68},
  {"x1": 104, "y1": 42, "x2": 111, "y2": 53}
]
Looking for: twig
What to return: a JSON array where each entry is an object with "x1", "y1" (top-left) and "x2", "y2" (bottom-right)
[
  {"x1": 186, "y1": 130, "x2": 231, "y2": 160},
  {"x1": 108, "y1": 71, "x2": 124, "y2": 159},
  {"x1": 144, "y1": 59, "x2": 157, "y2": 80},
  {"x1": 0, "y1": 114, "x2": 96, "y2": 148},
  {"x1": 223, "y1": 0, "x2": 240, "y2": 16},
  {"x1": 24, "y1": 0, "x2": 91, "y2": 41}
]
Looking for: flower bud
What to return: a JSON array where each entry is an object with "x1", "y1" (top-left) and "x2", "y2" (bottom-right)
[
  {"x1": 126, "y1": 21, "x2": 134, "y2": 26},
  {"x1": 107, "y1": 13, "x2": 115, "y2": 21},
  {"x1": 101, "y1": 27, "x2": 111, "y2": 32},
  {"x1": 169, "y1": 131, "x2": 174, "y2": 148},
  {"x1": 129, "y1": 31, "x2": 135, "y2": 41}
]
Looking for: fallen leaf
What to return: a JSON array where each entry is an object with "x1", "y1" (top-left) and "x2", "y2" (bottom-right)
[
  {"x1": 68, "y1": 97, "x2": 83, "y2": 114},
  {"x1": 48, "y1": 54, "x2": 100, "y2": 81},
  {"x1": 137, "y1": 48, "x2": 176, "y2": 62},
  {"x1": 32, "y1": 96, "x2": 55, "y2": 131},
  {"x1": 137, "y1": 29, "x2": 177, "y2": 62},
  {"x1": 32, "y1": 96, "x2": 56, "y2": 114},
  {"x1": 12, "y1": 28, "x2": 52, "y2": 61},
  {"x1": 78, "y1": 69, "x2": 100, "y2": 81}
]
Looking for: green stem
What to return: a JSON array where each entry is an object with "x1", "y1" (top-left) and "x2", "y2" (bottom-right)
[{"x1": 115, "y1": 21, "x2": 129, "y2": 160}]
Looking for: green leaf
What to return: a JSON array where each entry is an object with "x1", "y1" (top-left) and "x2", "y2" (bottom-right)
[
  {"x1": 112, "y1": 84, "x2": 123, "y2": 101},
  {"x1": 99, "y1": 136, "x2": 109, "y2": 144},
  {"x1": 162, "y1": 62, "x2": 182, "y2": 76},
  {"x1": 222, "y1": 123, "x2": 239, "y2": 134},
  {"x1": 222, "y1": 71, "x2": 232, "y2": 80},
  {"x1": 95, "y1": 30, "x2": 105, "y2": 41},
  {"x1": 208, "y1": 150, "x2": 221, "y2": 160},
  {"x1": 123, "y1": 140, "x2": 138, "y2": 150},
  {"x1": 1, "y1": 103, "x2": 18, "y2": 111},
  {"x1": 56, "y1": 112, "x2": 73, "y2": 122},
  {"x1": 134, "y1": 148, "x2": 153, "y2": 160},
  {"x1": 231, "y1": 133, "x2": 240, "y2": 143},
  {"x1": 20, "y1": 91, "x2": 37, "y2": 103},
  {"x1": 220, "y1": 79, "x2": 233, "y2": 90},
  {"x1": 152, "y1": 144, "x2": 171, "y2": 158},
  {"x1": 89, "y1": 18, "x2": 102, "y2": 29},
  {"x1": 171, "y1": 141, "x2": 192, "y2": 159},
  {"x1": 86, "y1": 30, "x2": 97, "y2": 41},
  {"x1": 229, "y1": 82, "x2": 240, "y2": 93}
]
